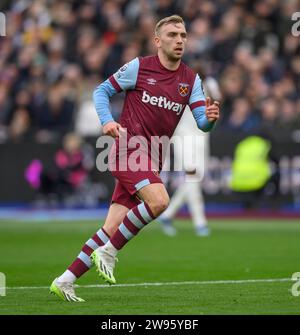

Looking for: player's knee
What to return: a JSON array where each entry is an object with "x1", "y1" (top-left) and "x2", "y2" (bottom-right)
[{"x1": 148, "y1": 195, "x2": 170, "y2": 217}]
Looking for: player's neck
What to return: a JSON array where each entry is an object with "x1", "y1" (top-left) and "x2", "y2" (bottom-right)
[{"x1": 157, "y1": 52, "x2": 181, "y2": 71}]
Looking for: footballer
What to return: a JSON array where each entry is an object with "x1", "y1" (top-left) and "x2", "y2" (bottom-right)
[{"x1": 50, "y1": 15, "x2": 220, "y2": 302}]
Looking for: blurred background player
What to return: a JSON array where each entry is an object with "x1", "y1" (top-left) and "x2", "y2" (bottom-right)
[{"x1": 158, "y1": 67, "x2": 222, "y2": 236}]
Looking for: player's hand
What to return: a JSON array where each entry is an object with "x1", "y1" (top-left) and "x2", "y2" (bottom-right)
[
  {"x1": 102, "y1": 121, "x2": 125, "y2": 138},
  {"x1": 205, "y1": 97, "x2": 220, "y2": 122}
]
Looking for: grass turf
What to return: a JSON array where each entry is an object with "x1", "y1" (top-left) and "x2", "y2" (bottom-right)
[{"x1": 0, "y1": 218, "x2": 299, "y2": 315}]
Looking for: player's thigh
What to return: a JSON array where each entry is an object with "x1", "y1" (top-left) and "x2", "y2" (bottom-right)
[
  {"x1": 103, "y1": 203, "x2": 130, "y2": 236},
  {"x1": 137, "y1": 183, "x2": 170, "y2": 217}
]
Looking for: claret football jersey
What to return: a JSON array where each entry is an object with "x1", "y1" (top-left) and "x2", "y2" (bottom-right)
[{"x1": 108, "y1": 55, "x2": 206, "y2": 141}]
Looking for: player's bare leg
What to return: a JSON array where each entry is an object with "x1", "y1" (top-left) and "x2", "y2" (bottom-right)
[
  {"x1": 137, "y1": 183, "x2": 170, "y2": 217},
  {"x1": 50, "y1": 203, "x2": 128, "y2": 301},
  {"x1": 102, "y1": 203, "x2": 130, "y2": 236},
  {"x1": 91, "y1": 183, "x2": 170, "y2": 284}
]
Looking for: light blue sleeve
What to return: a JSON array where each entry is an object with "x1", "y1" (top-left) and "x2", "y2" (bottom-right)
[
  {"x1": 93, "y1": 80, "x2": 117, "y2": 126},
  {"x1": 112, "y1": 57, "x2": 140, "y2": 91},
  {"x1": 189, "y1": 74, "x2": 216, "y2": 132},
  {"x1": 189, "y1": 74, "x2": 205, "y2": 106},
  {"x1": 92, "y1": 58, "x2": 140, "y2": 126}
]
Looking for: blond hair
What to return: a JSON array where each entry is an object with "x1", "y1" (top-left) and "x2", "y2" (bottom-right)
[{"x1": 155, "y1": 15, "x2": 185, "y2": 36}]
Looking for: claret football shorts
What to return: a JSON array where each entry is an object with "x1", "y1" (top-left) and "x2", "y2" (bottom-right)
[{"x1": 108, "y1": 138, "x2": 163, "y2": 209}]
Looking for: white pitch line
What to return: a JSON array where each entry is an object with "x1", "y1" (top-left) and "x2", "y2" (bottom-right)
[{"x1": 6, "y1": 278, "x2": 291, "y2": 290}]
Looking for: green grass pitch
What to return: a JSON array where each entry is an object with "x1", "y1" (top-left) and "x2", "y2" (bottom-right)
[{"x1": 0, "y1": 218, "x2": 299, "y2": 315}]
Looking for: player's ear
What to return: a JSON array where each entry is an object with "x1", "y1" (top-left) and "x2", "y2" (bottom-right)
[{"x1": 154, "y1": 35, "x2": 161, "y2": 48}]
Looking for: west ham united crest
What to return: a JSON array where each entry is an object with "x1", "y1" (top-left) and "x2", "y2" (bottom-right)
[{"x1": 178, "y1": 83, "x2": 189, "y2": 97}]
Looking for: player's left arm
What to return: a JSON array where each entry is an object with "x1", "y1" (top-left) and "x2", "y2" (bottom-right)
[{"x1": 189, "y1": 74, "x2": 220, "y2": 132}]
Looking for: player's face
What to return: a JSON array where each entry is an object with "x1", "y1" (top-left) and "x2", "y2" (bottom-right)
[{"x1": 156, "y1": 23, "x2": 187, "y2": 61}]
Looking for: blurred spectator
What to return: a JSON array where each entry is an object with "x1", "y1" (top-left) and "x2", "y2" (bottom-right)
[
  {"x1": 229, "y1": 132, "x2": 280, "y2": 209},
  {"x1": 9, "y1": 107, "x2": 31, "y2": 140},
  {"x1": 32, "y1": 82, "x2": 75, "y2": 135},
  {"x1": 25, "y1": 133, "x2": 91, "y2": 203},
  {"x1": 259, "y1": 97, "x2": 279, "y2": 128},
  {"x1": 278, "y1": 98, "x2": 298, "y2": 130},
  {"x1": 0, "y1": 86, "x2": 12, "y2": 125},
  {"x1": 225, "y1": 97, "x2": 260, "y2": 132}
]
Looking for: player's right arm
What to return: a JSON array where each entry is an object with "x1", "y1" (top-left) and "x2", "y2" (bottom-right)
[{"x1": 93, "y1": 57, "x2": 140, "y2": 138}]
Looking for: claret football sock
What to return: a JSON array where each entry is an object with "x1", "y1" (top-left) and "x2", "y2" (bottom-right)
[
  {"x1": 58, "y1": 227, "x2": 110, "y2": 281},
  {"x1": 109, "y1": 202, "x2": 155, "y2": 251},
  {"x1": 57, "y1": 269, "x2": 77, "y2": 283},
  {"x1": 90, "y1": 203, "x2": 155, "y2": 285}
]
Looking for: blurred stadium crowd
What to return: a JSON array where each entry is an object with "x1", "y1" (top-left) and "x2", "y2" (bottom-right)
[{"x1": 0, "y1": 0, "x2": 300, "y2": 144}]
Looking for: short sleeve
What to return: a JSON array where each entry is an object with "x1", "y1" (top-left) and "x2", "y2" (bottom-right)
[{"x1": 109, "y1": 57, "x2": 140, "y2": 92}]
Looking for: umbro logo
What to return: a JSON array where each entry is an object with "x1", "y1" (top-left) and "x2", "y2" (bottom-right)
[{"x1": 147, "y1": 78, "x2": 156, "y2": 85}]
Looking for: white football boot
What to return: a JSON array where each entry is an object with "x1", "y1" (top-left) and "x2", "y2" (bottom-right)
[{"x1": 91, "y1": 248, "x2": 117, "y2": 285}]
